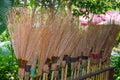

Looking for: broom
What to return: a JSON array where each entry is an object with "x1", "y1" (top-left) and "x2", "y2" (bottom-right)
[
  {"x1": 24, "y1": 50, "x2": 38, "y2": 80},
  {"x1": 68, "y1": 30, "x2": 82, "y2": 79},
  {"x1": 7, "y1": 8, "x2": 42, "y2": 79},
  {"x1": 36, "y1": 9, "x2": 55, "y2": 80},
  {"x1": 48, "y1": 14, "x2": 80, "y2": 80},
  {"x1": 68, "y1": 27, "x2": 85, "y2": 79},
  {"x1": 100, "y1": 25, "x2": 120, "y2": 80},
  {"x1": 88, "y1": 27, "x2": 109, "y2": 79},
  {"x1": 80, "y1": 30, "x2": 93, "y2": 79},
  {"x1": 46, "y1": 12, "x2": 71, "y2": 80},
  {"x1": 97, "y1": 25, "x2": 115, "y2": 80},
  {"x1": 47, "y1": 14, "x2": 64, "y2": 80},
  {"x1": 62, "y1": 20, "x2": 82, "y2": 80},
  {"x1": 73, "y1": 28, "x2": 89, "y2": 78},
  {"x1": 37, "y1": 10, "x2": 69, "y2": 80},
  {"x1": 80, "y1": 24, "x2": 102, "y2": 80},
  {"x1": 37, "y1": 26, "x2": 51, "y2": 80},
  {"x1": 77, "y1": 21, "x2": 101, "y2": 80},
  {"x1": 33, "y1": 10, "x2": 63, "y2": 80},
  {"x1": 50, "y1": 16, "x2": 74, "y2": 80},
  {"x1": 84, "y1": 26, "x2": 99, "y2": 80},
  {"x1": 91, "y1": 24, "x2": 119, "y2": 80},
  {"x1": 39, "y1": 10, "x2": 77, "y2": 80},
  {"x1": 72, "y1": 32, "x2": 86, "y2": 79},
  {"x1": 75, "y1": 37, "x2": 83, "y2": 77}
]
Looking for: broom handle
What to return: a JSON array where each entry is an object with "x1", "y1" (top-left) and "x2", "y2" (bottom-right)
[
  {"x1": 87, "y1": 58, "x2": 90, "y2": 73},
  {"x1": 61, "y1": 67, "x2": 64, "y2": 80},
  {"x1": 40, "y1": 76, "x2": 42, "y2": 80},
  {"x1": 82, "y1": 66, "x2": 86, "y2": 76},
  {"x1": 96, "y1": 64, "x2": 98, "y2": 80},
  {"x1": 30, "y1": 77, "x2": 33, "y2": 80},
  {"x1": 77, "y1": 62, "x2": 80, "y2": 77},
  {"x1": 43, "y1": 73, "x2": 46, "y2": 80},
  {"x1": 106, "y1": 71, "x2": 109, "y2": 80},
  {"x1": 51, "y1": 71, "x2": 54, "y2": 80},
  {"x1": 71, "y1": 70, "x2": 74, "y2": 80},
  {"x1": 100, "y1": 73, "x2": 102, "y2": 80},
  {"x1": 18, "y1": 68, "x2": 25, "y2": 79},
  {"x1": 46, "y1": 73, "x2": 48, "y2": 80},
  {"x1": 95, "y1": 64, "x2": 98, "y2": 80},
  {"x1": 103, "y1": 64, "x2": 106, "y2": 80},
  {"x1": 82, "y1": 68, "x2": 84, "y2": 76},
  {"x1": 98, "y1": 59, "x2": 101, "y2": 80},
  {"x1": 92, "y1": 65, "x2": 95, "y2": 80},
  {"x1": 103, "y1": 71, "x2": 106, "y2": 80},
  {"x1": 87, "y1": 58, "x2": 90, "y2": 80},
  {"x1": 24, "y1": 72, "x2": 30, "y2": 80},
  {"x1": 64, "y1": 64, "x2": 68, "y2": 80},
  {"x1": 73, "y1": 69, "x2": 76, "y2": 79}
]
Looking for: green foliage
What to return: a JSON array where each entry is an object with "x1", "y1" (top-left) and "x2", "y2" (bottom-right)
[
  {"x1": 0, "y1": 55, "x2": 18, "y2": 80},
  {"x1": 110, "y1": 52, "x2": 120, "y2": 80},
  {"x1": 0, "y1": 30, "x2": 10, "y2": 42},
  {"x1": 0, "y1": 0, "x2": 12, "y2": 34},
  {"x1": 71, "y1": 0, "x2": 120, "y2": 16},
  {"x1": 0, "y1": 42, "x2": 18, "y2": 80},
  {"x1": 115, "y1": 32, "x2": 120, "y2": 47}
]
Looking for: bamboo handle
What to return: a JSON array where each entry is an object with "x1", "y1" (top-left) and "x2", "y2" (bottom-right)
[
  {"x1": 61, "y1": 67, "x2": 64, "y2": 80},
  {"x1": 40, "y1": 76, "x2": 42, "y2": 80},
  {"x1": 43, "y1": 73, "x2": 46, "y2": 80},
  {"x1": 77, "y1": 62, "x2": 80, "y2": 77},
  {"x1": 64, "y1": 64, "x2": 68, "y2": 80},
  {"x1": 46, "y1": 73, "x2": 48, "y2": 80},
  {"x1": 51, "y1": 71, "x2": 54, "y2": 80},
  {"x1": 71, "y1": 71, "x2": 74, "y2": 80},
  {"x1": 106, "y1": 71, "x2": 108, "y2": 80},
  {"x1": 87, "y1": 58, "x2": 91, "y2": 80},
  {"x1": 87, "y1": 58, "x2": 90, "y2": 74},
  {"x1": 82, "y1": 68, "x2": 84, "y2": 76},
  {"x1": 30, "y1": 77, "x2": 33, "y2": 80},
  {"x1": 18, "y1": 68, "x2": 25, "y2": 79},
  {"x1": 54, "y1": 78, "x2": 57, "y2": 80},
  {"x1": 97, "y1": 59, "x2": 101, "y2": 80},
  {"x1": 24, "y1": 72, "x2": 30, "y2": 80},
  {"x1": 99, "y1": 72, "x2": 101, "y2": 80},
  {"x1": 74, "y1": 69, "x2": 77, "y2": 79},
  {"x1": 82, "y1": 67, "x2": 86, "y2": 76},
  {"x1": 92, "y1": 65, "x2": 95, "y2": 80}
]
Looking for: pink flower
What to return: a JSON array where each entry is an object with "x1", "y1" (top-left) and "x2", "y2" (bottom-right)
[
  {"x1": 79, "y1": 10, "x2": 120, "y2": 25},
  {"x1": 79, "y1": 16, "x2": 89, "y2": 26},
  {"x1": 99, "y1": 14, "x2": 106, "y2": 21},
  {"x1": 92, "y1": 14, "x2": 103, "y2": 24},
  {"x1": 105, "y1": 10, "x2": 119, "y2": 22},
  {"x1": 80, "y1": 20, "x2": 88, "y2": 26},
  {"x1": 106, "y1": 11, "x2": 119, "y2": 16}
]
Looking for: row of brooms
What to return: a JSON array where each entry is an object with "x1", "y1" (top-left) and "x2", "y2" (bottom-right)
[{"x1": 7, "y1": 8, "x2": 120, "y2": 80}]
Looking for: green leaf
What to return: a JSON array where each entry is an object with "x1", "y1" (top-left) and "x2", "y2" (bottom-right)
[{"x1": 0, "y1": 0, "x2": 11, "y2": 34}]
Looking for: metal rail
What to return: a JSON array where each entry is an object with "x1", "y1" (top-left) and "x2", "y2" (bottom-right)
[{"x1": 67, "y1": 66, "x2": 115, "y2": 80}]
